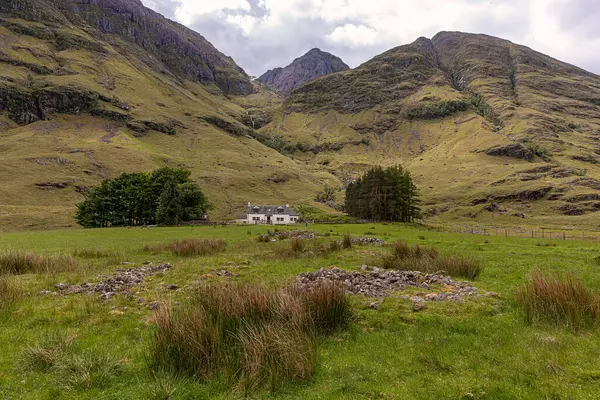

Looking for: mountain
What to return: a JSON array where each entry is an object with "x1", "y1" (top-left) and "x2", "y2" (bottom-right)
[
  {"x1": 262, "y1": 32, "x2": 600, "y2": 227},
  {"x1": 0, "y1": 0, "x2": 327, "y2": 231},
  {"x1": 2, "y1": 0, "x2": 600, "y2": 232},
  {"x1": 257, "y1": 48, "x2": 349, "y2": 95}
]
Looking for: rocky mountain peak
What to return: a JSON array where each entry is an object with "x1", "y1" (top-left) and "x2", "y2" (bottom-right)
[{"x1": 257, "y1": 48, "x2": 349, "y2": 95}]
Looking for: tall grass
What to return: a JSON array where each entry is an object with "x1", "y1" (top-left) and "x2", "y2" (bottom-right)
[
  {"x1": 143, "y1": 239, "x2": 226, "y2": 257},
  {"x1": 0, "y1": 276, "x2": 23, "y2": 309},
  {"x1": 0, "y1": 251, "x2": 78, "y2": 275},
  {"x1": 515, "y1": 270, "x2": 600, "y2": 330},
  {"x1": 150, "y1": 282, "x2": 350, "y2": 391},
  {"x1": 342, "y1": 233, "x2": 352, "y2": 249},
  {"x1": 379, "y1": 241, "x2": 482, "y2": 279}
]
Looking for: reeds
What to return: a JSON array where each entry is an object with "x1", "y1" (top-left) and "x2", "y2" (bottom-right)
[
  {"x1": 150, "y1": 281, "x2": 350, "y2": 391},
  {"x1": 143, "y1": 239, "x2": 226, "y2": 257},
  {"x1": 0, "y1": 251, "x2": 79, "y2": 275},
  {"x1": 379, "y1": 241, "x2": 482, "y2": 279},
  {"x1": 515, "y1": 269, "x2": 600, "y2": 329}
]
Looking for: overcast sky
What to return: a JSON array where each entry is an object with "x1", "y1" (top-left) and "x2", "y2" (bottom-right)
[{"x1": 141, "y1": 0, "x2": 600, "y2": 77}]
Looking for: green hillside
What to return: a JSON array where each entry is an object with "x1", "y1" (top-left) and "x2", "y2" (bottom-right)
[
  {"x1": 1, "y1": 0, "x2": 600, "y2": 231},
  {"x1": 263, "y1": 32, "x2": 600, "y2": 229},
  {"x1": 0, "y1": 0, "x2": 333, "y2": 231}
]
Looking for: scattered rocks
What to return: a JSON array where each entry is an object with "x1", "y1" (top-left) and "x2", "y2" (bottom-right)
[
  {"x1": 166, "y1": 284, "x2": 179, "y2": 291},
  {"x1": 53, "y1": 263, "x2": 172, "y2": 299},
  {"x1": 412, "y1": 302, "x2": 426, "y2": 312},
  {"x1": 295, "y1": 267, "x2": 481, "y2": 301},
  {"x1": 351, "y1": 236, "x2": 385, "y2": 245}
]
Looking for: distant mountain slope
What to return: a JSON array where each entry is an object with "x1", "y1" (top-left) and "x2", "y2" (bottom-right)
[
  {"x1": 263, "y1": 32, "x2": 600, "y2": 227},
  {"x1": 258, "y1": 48, "x2": 349, "y2": 95},
  {"x1": 0, "y1": 0, "x2": 254, "y2": 95},
  {"x1": 0, "y1": 0, "x2": 329, "y2": 231}
]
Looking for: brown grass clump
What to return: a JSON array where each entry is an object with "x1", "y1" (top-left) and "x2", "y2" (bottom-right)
[
  {"x1": 0, "y1": 251, "x2": 79, "y2": 275},
  {"x1": 379, "y1": 241, "x2": 482, "y2": 279},
  {"x1": 150, "y1": 281, "x2": 350, "y2": 392},
  {"x1": 143, "y1": 239, "x2": 226, "y2": 257},
  {"x1": 515, "y1": 270, "x2": 600, "y2": 330},
  {"x1": 0, "y1": 276, "x2": 23, "y2": 309}
]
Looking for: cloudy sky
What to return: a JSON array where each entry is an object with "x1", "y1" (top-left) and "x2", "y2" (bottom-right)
[{"x1": 141, "y1": 0, "x2": 600, "y2": 77}]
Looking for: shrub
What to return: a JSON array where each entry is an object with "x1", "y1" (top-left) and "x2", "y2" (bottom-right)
[
  {"x1": 0, "y1": 251, "x2": 78, "y2": 275},
  {"x1": 379, "y1": 241, "x2": 482, "y2": 279},
  {"x1": 143, "y1": 239, "x2": 226, "y2": 257},
  {"x1": 0, "y1": 276, "x2": 23, "y2": 309},
  {"x1": 515, "y1": 270, "x2": 600, "y2": 330},
  {"x1": 150, "y1": 282, "x2": 350, "y2": 391}
]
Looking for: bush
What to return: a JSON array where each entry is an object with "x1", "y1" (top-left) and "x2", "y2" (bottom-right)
[
  {"x1": 143, "y1": 239, "x2": 226, "y2": 257},
  {"x1": 515, "y1": 270, "x2": 600, "y2": 329},
  {"x1": 150, "y1": 282, "x2": 350, "y2": 391},
  {"x1": 0, "y1": 251, "x2": 78, "y2": 275},
  {"x1": 379, "y1": 241, "x2": 482, "y2": 279}
]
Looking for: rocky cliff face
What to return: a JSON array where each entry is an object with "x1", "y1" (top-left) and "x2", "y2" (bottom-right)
[
  {"x1": 0, "y1": 0, "x2": 254, "y2": 95},
  {"x1": 257, "y1": 48, "x2": 349, "y2": 95}
]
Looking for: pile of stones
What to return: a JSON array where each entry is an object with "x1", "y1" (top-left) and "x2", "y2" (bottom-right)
[
  {"x1": 49, "y1": 263, "x2": 172, "y2": 299},
  {"x1": 259, "y1": 230, "x2": 319, "y2": 242},
  {"x1": 295, "y1": 266, "x2": 485, "y2": 302},
  {"x1": 350, "y1": 236, "x2": 385, "y2": 245}
]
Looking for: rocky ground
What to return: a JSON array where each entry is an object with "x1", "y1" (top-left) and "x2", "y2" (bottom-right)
[
  {"x1": 295, "y1": 266, "x2": 495, "y2": 305},
  {"x1": 43, "y1": 263, "x2": 172, "y2": 300}
]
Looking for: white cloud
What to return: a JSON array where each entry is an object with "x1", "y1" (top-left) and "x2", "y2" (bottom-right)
[
  {"x1": 326, "y1": 24, "x2": 379, "y2": 46},
  {"x1": 142, "y1": 0, "x2": 600, "y2": 76}
]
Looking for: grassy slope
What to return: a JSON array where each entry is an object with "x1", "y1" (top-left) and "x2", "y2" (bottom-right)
[
  {"x1": 0, "y1": 18, "x2": 332, "y2": 231},
  {"x1": 2, "y1": 224, "x2": 600, "y2": 398},
  {"x1": 262, "y1": 33, "x2": 600, "y2": 230}
]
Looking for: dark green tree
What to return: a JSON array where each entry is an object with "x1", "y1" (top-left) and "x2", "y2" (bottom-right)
[
  {"x1": 156, "y1": 179, "x2": 182, "y2": 226},
  {"x1": 75, "y1": 167, "x2": 211, "y2": 228},
  {"x1": 345, "y1": 166, "x2": 420, "y2": 222}
]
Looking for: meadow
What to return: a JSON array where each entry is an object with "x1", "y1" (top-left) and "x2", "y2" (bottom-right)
[{"x1": 1, "y1": 223, "x2": 600, "y2": 399}]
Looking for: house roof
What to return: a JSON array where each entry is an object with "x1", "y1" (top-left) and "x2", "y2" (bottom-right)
[
  {"x1": 248, "y1": 204, "x2": 298, "y2": 216},
  {"x1": 236, "y1": 214, "x2": 248, "y2": 219}
]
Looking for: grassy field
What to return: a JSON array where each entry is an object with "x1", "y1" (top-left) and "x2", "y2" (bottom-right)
[{"x1": 2, "y1": 223, "x2": 600, "y2": 399}]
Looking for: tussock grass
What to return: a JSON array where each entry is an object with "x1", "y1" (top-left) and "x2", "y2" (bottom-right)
[
  {"x1": 0, "y1": 276, "x2": 22, "y2": 309},
  {"x1": 0, "y1": 251, "x2": 78, "y2": 275},
  {"x1": 273, "y1": 238, "x2": 350, "y2": 258},
  {"x1": 20, "y1": 334, "x2": 122, "y2": 390},
  {"x1": 72, "y1": 248, "x2": 125, "y2": 259},
  {"x1": 379, "y1": 241, "x2": 482, "y2": 279},
  {"x1": 20, "y1": 334, "x2": 75, "y2": 373},
  {"x1": 150, "y1": 281, "x2": 350, "y2": 391},
  {"x1": 143, "y1": 239, "x2": 226, "y2": 257},
  {"x1": 342, "y1": 233, "x2": 352, "y2": 249},
  {"x1": 515, "y1": 270, "x2": 600, "y2": 330}
]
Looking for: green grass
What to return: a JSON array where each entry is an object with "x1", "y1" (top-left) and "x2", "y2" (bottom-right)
[{"x1": 2, "y1": 223, "x2": 600, "y2": 398}]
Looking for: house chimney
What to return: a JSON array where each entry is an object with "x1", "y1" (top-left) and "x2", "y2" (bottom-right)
[
  {"x1": 286, "y1": 204, "x2": 289, "y2": 208},
  {"x1": 248, "y1": 202, "x2": 251, "y2": 207}
]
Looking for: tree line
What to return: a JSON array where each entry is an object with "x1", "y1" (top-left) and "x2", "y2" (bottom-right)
[
  {"x1": 345, "y1": 166, "x2": 420, "y2": 222},
  {"x1": 75, "y1": 167, "x2": 211, "y2": 228}
]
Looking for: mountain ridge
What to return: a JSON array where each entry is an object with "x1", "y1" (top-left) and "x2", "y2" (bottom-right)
[
  {"x1": 258, "y1": 48, "x2": 349, "y2": 95},
  {"x1": 2, "y1": 0, "x2": 600, "y2": 230}
]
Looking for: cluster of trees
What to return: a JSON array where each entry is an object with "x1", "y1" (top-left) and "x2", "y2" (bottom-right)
[
  {"x1": 75, "y1": 167, "x2": 211, "y2": 228},
  {"x1": 345, "y1": 166, "x2": 420, "y2": 222}
]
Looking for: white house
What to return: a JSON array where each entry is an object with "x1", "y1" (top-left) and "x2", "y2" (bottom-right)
[{"x1": 237, "y1": 203, "x2": 299, "y2": 225}]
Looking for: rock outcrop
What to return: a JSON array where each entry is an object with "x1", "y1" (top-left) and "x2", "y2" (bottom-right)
[{"x1": 0, "y1": 0, "x2": 253, "y2": 95}]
